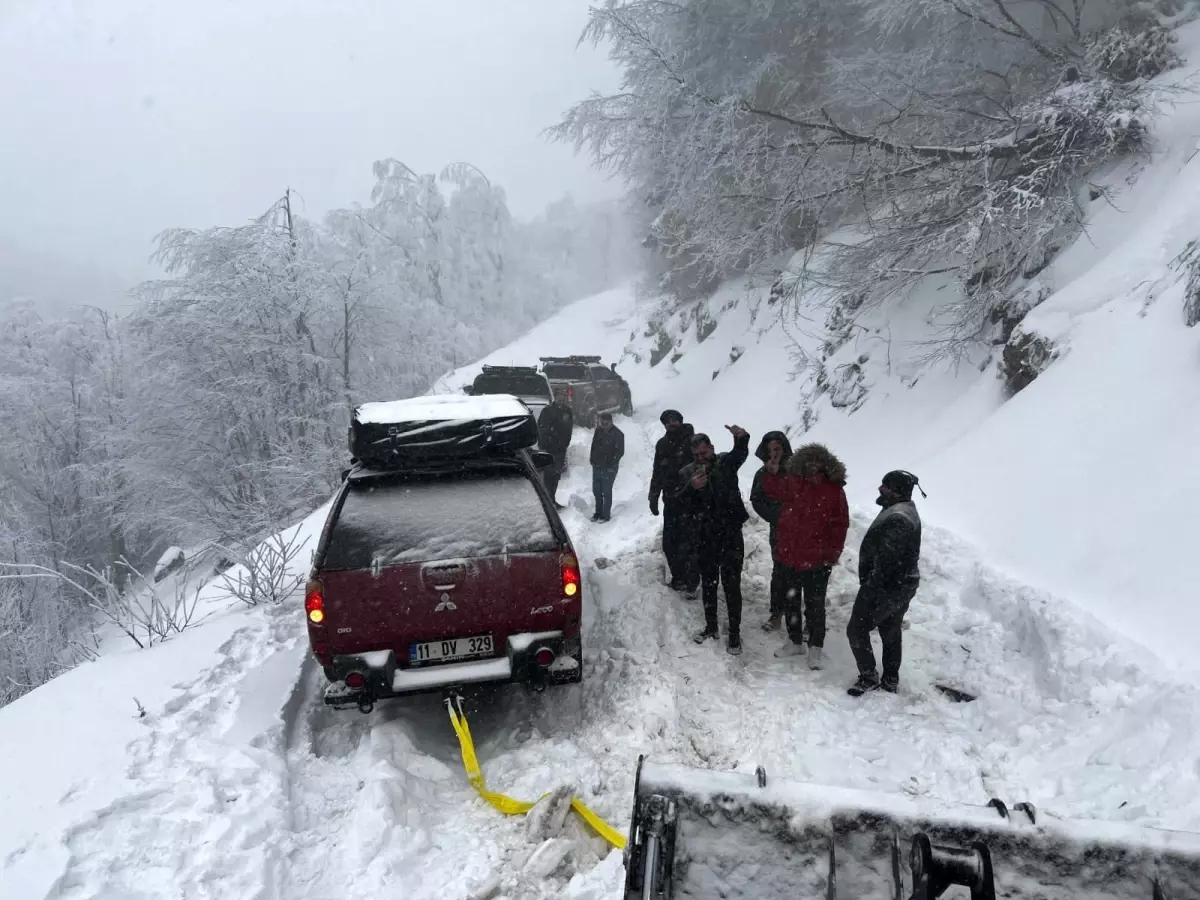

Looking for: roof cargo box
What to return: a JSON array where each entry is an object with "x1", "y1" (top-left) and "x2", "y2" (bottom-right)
[{"x1": 348, "y1": 394, "x2": 539, "y2": 466}]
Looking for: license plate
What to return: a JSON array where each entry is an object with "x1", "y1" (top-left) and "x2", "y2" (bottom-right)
[{"x1": 409, "y1": 634, "x2": 494, "y2": 664}]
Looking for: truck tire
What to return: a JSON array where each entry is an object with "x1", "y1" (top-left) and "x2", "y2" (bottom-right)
[
  {"x1": 620, "y1": 391, "x2": 634, "y2": 417},
  {"x1": 582, "y1": 399, "x2": 598, "y2": 428}
]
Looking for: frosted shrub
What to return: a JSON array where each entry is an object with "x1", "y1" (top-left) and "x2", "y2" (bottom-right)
[{"x1": 1085, "y1": 23, "x2": 1181, "y2": 83}]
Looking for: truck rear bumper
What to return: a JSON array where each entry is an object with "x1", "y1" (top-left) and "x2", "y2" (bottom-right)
[{"x1": 323, "y1": 631, "x2": 582, "y2": 709}]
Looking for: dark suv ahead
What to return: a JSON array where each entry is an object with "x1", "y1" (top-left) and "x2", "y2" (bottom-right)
[
  {"x1": 306, "y1": 449, "x2": 583, "y2": 712},
  {"x1": 539, "y1": 355, "x2": 633, "y2": 426}
]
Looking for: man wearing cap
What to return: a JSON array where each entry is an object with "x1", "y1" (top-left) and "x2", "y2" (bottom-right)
[
  {"x1": 649, "y1": 409, "x2": 698, "y2": 592},
  {"x1": 847, "y1": 470, "x2": 925, "y2": 696}
]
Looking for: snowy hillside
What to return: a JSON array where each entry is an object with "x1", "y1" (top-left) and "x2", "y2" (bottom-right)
[{"x1": 5, "y1": 20, "x2": 1200, "y2": 900}]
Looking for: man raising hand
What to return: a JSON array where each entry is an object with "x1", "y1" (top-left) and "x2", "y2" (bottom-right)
[{"x1": 676, "y1": 425, "x2": 751, "y2": 655}]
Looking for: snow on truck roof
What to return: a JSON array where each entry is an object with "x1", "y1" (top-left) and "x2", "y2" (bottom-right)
[{"x1": 354, "y1": 393, "x2": 530, "y2": 425}]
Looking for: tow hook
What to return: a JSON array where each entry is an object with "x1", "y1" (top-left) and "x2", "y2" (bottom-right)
[{"x1": 356, "y1": 695, "x2": 375, "y2": 715}]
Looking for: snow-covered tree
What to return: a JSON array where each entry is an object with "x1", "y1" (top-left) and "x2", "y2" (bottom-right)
[{"x1": 554, "y1": 0, "x2": 1177, "y2": 334}]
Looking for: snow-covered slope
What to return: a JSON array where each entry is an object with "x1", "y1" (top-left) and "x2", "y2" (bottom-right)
[
  {"x1": 5, "y1": 21, "x2": 1200, "y2": 900},
  {"x1": 437, "y1": 21, "x2": 1200, "y2": 677}
]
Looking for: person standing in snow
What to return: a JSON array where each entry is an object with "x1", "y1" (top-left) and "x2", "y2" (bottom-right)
[
  {"x1": 589, "y1": 412, "x2": 624, "y2": 522},
  {"x1": 749, "y1": 431, "x2": 794, "y2": 632},
  {"x1": 649, "y1": 409, "x2": 698, "y2": 593},
  {"x1": 677, "y1": 425, "x2": 751, "y2": 655},
  {"x1": 846, "y1": 471, "x2": 925, "y2": 697},
  {"x1": 537, "y1": 390, "x2": 574, "y2": 509},
  {"x1": 760, "y1": 444, "x2": 850, "y2": 670}
]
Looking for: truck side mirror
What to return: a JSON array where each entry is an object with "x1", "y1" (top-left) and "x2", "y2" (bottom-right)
[{"x1": 530, "y1": 450, "x2": 555, "y2": 469}]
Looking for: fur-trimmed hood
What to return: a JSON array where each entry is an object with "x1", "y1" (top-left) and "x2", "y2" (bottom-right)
[{"x1": 785, "y1": 442, "x2": 847, "y2": 486}]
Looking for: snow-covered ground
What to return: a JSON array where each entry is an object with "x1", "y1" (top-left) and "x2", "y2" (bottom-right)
[{"x1": 6, "y1": 20, "x2": 1200, "y2": 900}]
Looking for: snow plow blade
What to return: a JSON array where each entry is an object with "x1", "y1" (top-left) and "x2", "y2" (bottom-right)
[{"x1": 623, "y1": 757, "x2": 1200, "y2": 899}]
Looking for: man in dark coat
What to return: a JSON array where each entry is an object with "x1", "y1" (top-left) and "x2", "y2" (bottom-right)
[
  {"x1": 760, "y1": 443, "x2": 850, "y2": 671},
  {"x1": 537, "y1": 390, "x2": 574, "y2": 509},
  {"x1": 749, "y1": 431, "x2": 794, "y2": 632},
  {"x1": 676, "y1": 425, "x2": 750, "y2": 655},
  {"x1": 589, "y1": 412, "x2": 624, "y2": 522},
  {"x1": 648, "y1": 409, "x2": 697, "y2": 591},
  {"x1": 847, "y1": 470, "x2": 925, "y2": 697}
]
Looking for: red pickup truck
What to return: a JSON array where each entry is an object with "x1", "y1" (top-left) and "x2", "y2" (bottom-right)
[{"x1": 307, "y1": 395, "x2": 584, "y2": 712}]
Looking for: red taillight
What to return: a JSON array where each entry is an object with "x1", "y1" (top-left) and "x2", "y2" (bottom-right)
[
  {"x1": 535, "y1": 647, "x2": 555, "y2": 667},
  {"x1": 345, "y1": 671, "x2": 366, "y2": 689},
  {"x1": 305, "y1": 578, "x2": 325, "y2": 624},
  {"x1": 566, "y1": 385, "x2": 575, "y2": 400},
  {"x1": 561, "y1": 553, "x2": 581, "y2": 598}
]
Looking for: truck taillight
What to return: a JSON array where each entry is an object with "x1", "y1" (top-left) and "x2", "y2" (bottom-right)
[
  {"x1": 561, "y1": 553, "x2": 581, "y2": 598},
  {"x1": 305, "y1": 578, "x2": 325, "y2": 624},
  {"x1": 566, "y1": 385, "x2": 575, "y2": 400}
]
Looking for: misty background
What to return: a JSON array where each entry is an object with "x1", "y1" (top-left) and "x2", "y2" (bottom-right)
[{"x1": 0, "y1": 0, "x2": 622, "y2": 298}]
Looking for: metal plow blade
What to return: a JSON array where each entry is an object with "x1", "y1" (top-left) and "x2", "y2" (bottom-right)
[{"x1": 623, "y1": 757, "x2": 1200, "y2": 899}]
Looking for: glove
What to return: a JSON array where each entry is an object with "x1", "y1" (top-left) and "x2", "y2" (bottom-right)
[{"x1": 649, "y1": 496, "x2": 660, "y2": 516}]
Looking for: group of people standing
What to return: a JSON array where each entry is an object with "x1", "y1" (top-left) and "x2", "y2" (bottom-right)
[{"x1": 649, "y1": 408, "x2": 926, "y2": 697}]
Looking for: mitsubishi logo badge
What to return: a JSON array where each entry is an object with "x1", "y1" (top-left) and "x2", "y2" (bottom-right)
[{"x1": 434, "y1": 592, "x2": 457, "y2": 612}]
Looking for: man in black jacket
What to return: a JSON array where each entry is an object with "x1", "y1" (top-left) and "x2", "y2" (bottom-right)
[
  {"x1": 847, "y1": 470, "x2": 925, "y2": 696},
  {"x1": 749, "y1": 431, "x2": 793, "y2": 632},
  {"x1": 589, "y1": 412, "x2": 624, "y2": 522},
  {"x1": 677, "y1": 425, "x2": 750, "y2": 655},
  {"x1": 537, "y1": 390, "x2": 574, "y2": 509},
  {"x1": 648, "y1": 409, "x2": 697, "y2": 591}
]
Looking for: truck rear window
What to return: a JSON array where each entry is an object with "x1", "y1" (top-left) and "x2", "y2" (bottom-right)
[
  {"x1": 542, "y1": 364, "x2": 587, "y2": 380},
  {"x1": 322, "y1": 471, "x2": 559, "y2": 570},
  {"x1": 472, "y1": 374, "x2": 551, "y2": 398}
]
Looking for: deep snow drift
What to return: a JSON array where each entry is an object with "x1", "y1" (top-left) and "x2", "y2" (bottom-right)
[{"x1": 5, "y1": 19, "x2": 1200, "y2": 900}]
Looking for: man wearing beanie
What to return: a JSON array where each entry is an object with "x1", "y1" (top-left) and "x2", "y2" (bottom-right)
[{"x1": 847, "y1": 470, "x2": 925, "y2": 697}]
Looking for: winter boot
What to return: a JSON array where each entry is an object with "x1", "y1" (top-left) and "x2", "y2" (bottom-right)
[
  {"x1": 773, "y1": 640, "x2": 806, "y2": 659},
  {"x1": 693, "y1": 627, "x2": 719, "y2": 645},
  {"x1": 807, "y1": 646, "x2": 824, "y2": 670},
  {"x1": 726, "y1": 634, "x2": 742, "y2": 656},
  {"x1": 591, "y1": 514, "x2": 601, "y2": 522},
  {"x1": 667, "y1": 579, "x2": 687, "y2": 592},
  {"x1": 881, "y1": 675, "x2": 899, "y2": 693},
  {"x1": 761, "y1": 615, "x2": 781, "y2": 632},
  {"x1": 847, "y1": 673, "x2": 881, "y2": 697},
  {"x1": 684, "y1": 586, "x2": 699, "y2": 601}
]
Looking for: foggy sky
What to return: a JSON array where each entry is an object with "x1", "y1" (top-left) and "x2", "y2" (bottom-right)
[{"x1": 0, "y1": 0, "x2": 622, "y2": 281}]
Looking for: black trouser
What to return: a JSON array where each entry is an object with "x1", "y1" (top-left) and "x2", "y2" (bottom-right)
[
  {"x1": 847, "y1": 588, "x2": 914, "y2": 682},
  {"x1": 542, "y1": 451, "x2": 567, "y2": 499},
  {"x1": 781, "y1": 564, "x2": 830, "y2": 648},
  {"x1": 768, "y1": 561, "x2": 786, "y2": 618},
  {"x1": 662, "y1": 500, "x2": 697, "y2": 588},
  {"x1": 698, "y1": 530, "x2": 744, "y2": 636},
  {"x1": 592, "y1": 466, "x2": 618, "y2": 518}
]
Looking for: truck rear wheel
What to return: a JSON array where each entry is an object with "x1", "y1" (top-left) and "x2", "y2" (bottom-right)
[{"x1": 620, "y1": 391, "x2": 634, "y2": 416}]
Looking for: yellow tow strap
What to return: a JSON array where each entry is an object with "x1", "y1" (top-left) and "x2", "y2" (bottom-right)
[{"x1": 446, "y1": 697, "x2": 627, "y2": 850}]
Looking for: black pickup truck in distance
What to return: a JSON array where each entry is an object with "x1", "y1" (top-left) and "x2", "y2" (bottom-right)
[
  {"x1": 465, "y1": 365, "x2": 553, "y2": 418},
  {"x1": 538, "y1": 355, "x2": 633, "y2": 427}
]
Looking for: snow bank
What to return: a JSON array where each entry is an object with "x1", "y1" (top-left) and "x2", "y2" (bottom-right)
[{"x1": 0, "y1": 506, "x2": 328, "y2": 899}]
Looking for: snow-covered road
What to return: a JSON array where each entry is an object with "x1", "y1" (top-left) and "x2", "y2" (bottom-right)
[{"x1": 17, "y1": 406, "x2": 1199, "y2": 900}]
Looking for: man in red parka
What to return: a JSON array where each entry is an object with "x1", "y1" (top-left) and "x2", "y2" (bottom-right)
[{"x1": 760, "y1": 443, "x2": 849, "y2": 670}]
